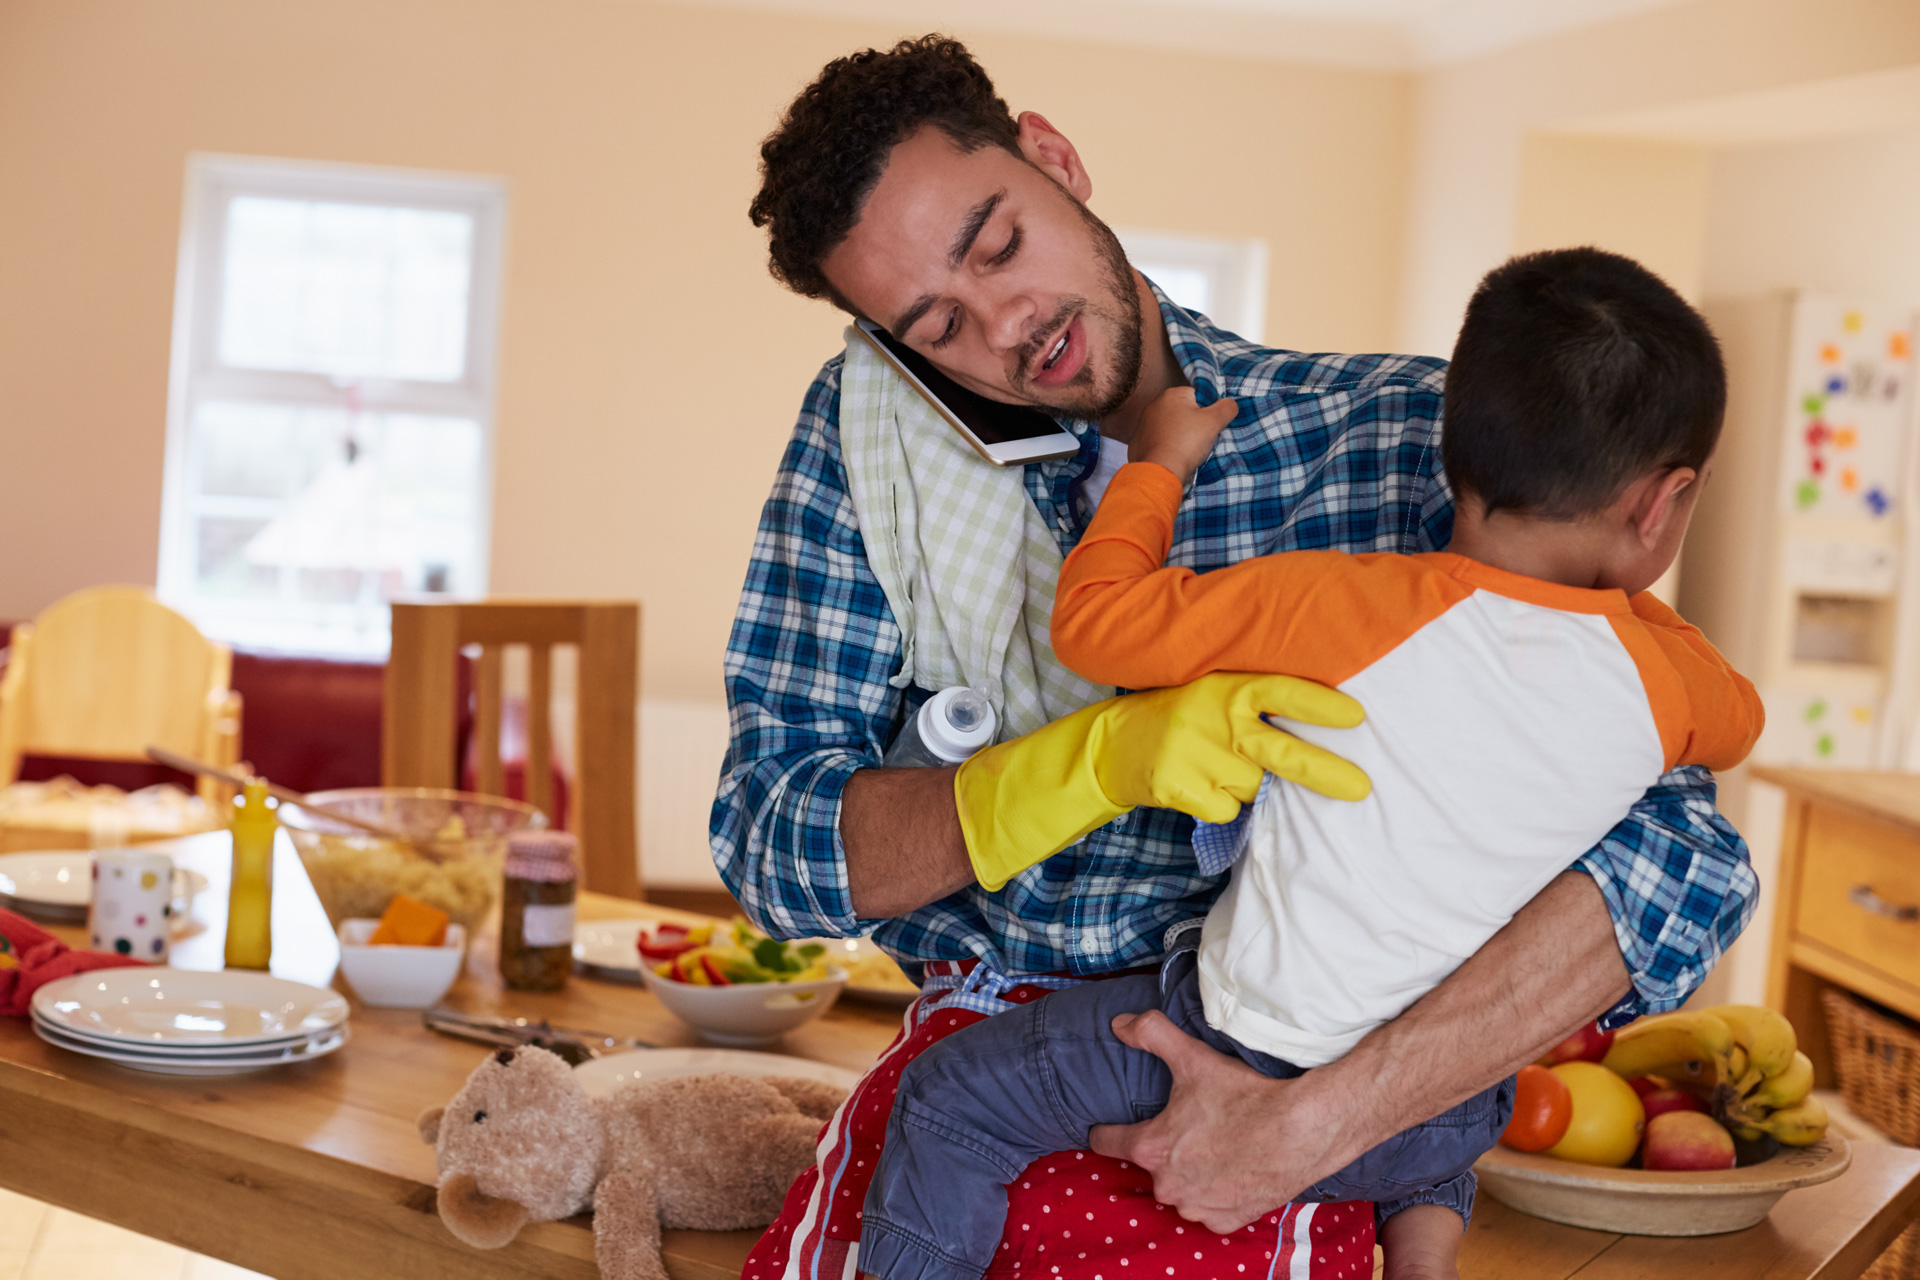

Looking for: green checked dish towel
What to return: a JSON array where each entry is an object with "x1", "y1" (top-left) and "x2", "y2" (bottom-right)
[{"x1": 838, "y1": 326, "x2": 1111, "y2": 742}]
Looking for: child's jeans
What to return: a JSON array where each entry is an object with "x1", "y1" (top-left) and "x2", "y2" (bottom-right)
[{"x1": 858, "y1": 941, "x2": 1513, "y2": 1280}]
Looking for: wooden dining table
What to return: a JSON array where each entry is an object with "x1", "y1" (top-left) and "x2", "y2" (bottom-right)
[{"x1": 2, "y1": 829, "x2": 1917, "y2": 1280}]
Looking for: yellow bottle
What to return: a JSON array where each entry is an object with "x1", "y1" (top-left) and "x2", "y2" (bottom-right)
[{"x1": 225, "y1": 779, "x2": 275, "y2": 970}]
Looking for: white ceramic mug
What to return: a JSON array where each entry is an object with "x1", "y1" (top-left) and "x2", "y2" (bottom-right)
[{"x1": 90, "y1": 849, "x2": 174, "y2": 963}]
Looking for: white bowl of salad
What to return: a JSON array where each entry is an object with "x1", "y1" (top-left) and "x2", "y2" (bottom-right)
[{"x1": 636, "y1": 918, "x2": 848, "y2": 1046}]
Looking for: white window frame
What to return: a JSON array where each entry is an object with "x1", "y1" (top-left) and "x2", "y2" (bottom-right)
[
  {"x1": 1117, "y1": 229, "x2": 1270, "y2": 344},
  {"x1": 157, "y1": 153, "x2": 507, "y2": 656}
]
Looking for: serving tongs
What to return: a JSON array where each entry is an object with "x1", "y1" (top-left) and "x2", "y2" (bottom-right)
[
  {"x1": 422, "y1": 1007, "x2": 656, "y2": 1066},
  {"x1": 145, "y1": 745, "x2": 455, "y2": 863}
]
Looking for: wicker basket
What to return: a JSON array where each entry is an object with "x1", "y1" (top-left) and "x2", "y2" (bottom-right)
[
  {"x1": 1867, "y1": 1223, "x2": 1920, "y2": 1280},
  {"x1": 1822, "y1": 989, "x2": 1920, "y2": 1146},
  {"x1": 1821, "y1": 989, "x2": 1920, "y2": 1280}
]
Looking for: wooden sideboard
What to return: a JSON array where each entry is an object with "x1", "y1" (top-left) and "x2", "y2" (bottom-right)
[{"x1": 1756, "y1": 767, "x2": 1920, "y2": 1086}]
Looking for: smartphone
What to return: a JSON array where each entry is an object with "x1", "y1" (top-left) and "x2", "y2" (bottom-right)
[{"x1": 855, "y1": 318, "x2": 1082, "y2": 467}]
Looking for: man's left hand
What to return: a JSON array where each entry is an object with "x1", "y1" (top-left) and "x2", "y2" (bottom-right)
[
  {"x1": 1090, "y1": 871, "x2": 1636, "y2": 1234},
  {"x1": 1088, "y1": 1009, "x2": 1358, "y2": 1233}
]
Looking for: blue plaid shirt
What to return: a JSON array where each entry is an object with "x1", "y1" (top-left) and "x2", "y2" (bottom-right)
[{"x1": 713, "y1": 287, "x2": 1757, "y2": 1022}]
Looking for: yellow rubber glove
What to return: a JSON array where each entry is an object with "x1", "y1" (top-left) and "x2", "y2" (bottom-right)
[{"x1": 955, "y1": 671, "x2": 1371, "y2": 892}]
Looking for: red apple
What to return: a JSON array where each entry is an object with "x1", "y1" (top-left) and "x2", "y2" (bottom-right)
[
  {"x1": 1641, "y1": 1087, "x2": 1710, "y2": 1122},
  {"x1": 1545, "y1": 1022, "x2": 1617, "y2": 1065},
  {"x1": 1642, "y1": 1111, "x2": 1736, "y2": 1171},
  {"x1": 1628, "y1": 1076, "x2": 1665, "y2": 1101}
]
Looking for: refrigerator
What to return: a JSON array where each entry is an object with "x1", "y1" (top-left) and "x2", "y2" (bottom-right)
[
  {"x1": 1686, "y1": 292, "x2": 1920, "y2": 772},
  {"x1": 1681, "y1": 293, "x2": 1920, "y2": 1007}
]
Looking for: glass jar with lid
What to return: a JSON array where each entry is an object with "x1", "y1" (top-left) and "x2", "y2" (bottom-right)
[{"x1": 499, "y1": 830, "x2": 577, "y2": 991}]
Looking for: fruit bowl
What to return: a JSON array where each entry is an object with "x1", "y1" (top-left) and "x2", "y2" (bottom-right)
[{"x1": 1475, "y1": 1131, "x2": 1851, "y2": 1236}]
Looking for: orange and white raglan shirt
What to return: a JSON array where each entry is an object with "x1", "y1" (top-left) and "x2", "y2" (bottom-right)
[{"x1": 1053, "y1": 462, "x2": 1763, "y2": 1069}]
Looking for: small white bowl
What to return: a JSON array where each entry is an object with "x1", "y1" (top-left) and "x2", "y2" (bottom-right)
[
  {"x1": 637, "y1": 964, "x2": 848, "y2": 1046},
  {"x1": 335, "y1": 918, "x2": 467, "y2": 1008}
]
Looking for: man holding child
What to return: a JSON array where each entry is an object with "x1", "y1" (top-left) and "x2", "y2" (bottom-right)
[{"x1": 711, "y1": 34, "x2": 1757, "y2": 1280}]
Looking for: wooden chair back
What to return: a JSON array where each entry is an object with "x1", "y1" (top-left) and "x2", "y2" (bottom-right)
[
  {"x1": 383, "y1": 600, "x2": 641, "y2": 899},
  {"x1": 0, "y1": 586, "x2": 243, "y2": 805}
]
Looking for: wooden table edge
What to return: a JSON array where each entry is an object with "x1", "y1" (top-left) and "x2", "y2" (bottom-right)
[{"x1": 1, "y1": 1051, "x2": 749, "y2": 1280}]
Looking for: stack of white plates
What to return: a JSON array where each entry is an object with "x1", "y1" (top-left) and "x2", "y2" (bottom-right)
[{"x1": 31, "y1": 968, "x2": 350, "y2": 1076}]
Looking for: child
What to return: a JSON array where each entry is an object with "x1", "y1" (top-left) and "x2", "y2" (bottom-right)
[{"x1": 855, "y1": 247, "x2": 1763, "y2": 1280}]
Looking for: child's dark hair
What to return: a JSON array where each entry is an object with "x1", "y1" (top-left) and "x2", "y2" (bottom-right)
[{"x1": 1442, "y1": 247, "x2": 1725, "y2": 518}]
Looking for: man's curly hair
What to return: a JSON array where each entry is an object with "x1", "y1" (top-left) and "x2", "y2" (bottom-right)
[{"x1": 750, "y1": 35, "x2": 1021, "y2": 307}]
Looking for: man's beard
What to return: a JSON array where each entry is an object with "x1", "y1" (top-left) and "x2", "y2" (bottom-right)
[{"x1": 1009, "y1": 201, "x2": 1144, "y2": 423}]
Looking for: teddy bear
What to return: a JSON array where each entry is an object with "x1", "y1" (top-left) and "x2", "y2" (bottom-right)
[{"x1": 417, "y1": 1045, "x2": 846, "y2": 1280}]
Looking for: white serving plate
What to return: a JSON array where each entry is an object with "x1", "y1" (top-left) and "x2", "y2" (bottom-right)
[
  {"x1": 811, "y1": 934, "x2": 921, "y2": 1008},
  {"x1": 572, "y1": 1045, "x2": 862, "y2": 1099},
  {"x1": 1475, "y1": 1132, "x2": 1852, "y2": 1236},
  {"x1": 576, "y1": 918, "x2": 919, "y2": 1006},
  {"x1": 0, "y1": 849, "x2": 206, "y2": 928},
  {"x1": 572, "y1": 917, "x2": 661, "y2": 981},
  {"x1": 32, "y1": 968, "x2": 350, "y2": 1048},
  {"x1": 30, "y1": 1013, "x2": 334, "y2": 1059},
  {"x1": 32, "y1": 1017, "x2": 350, "y2": 1075}
]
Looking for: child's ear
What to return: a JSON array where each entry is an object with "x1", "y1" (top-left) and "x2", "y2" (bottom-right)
[{"x1": 1630, "y1": 466, "x2": 1699, "y2": 548}]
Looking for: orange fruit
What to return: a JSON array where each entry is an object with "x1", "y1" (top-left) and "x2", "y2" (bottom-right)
[
  {"x1": 1545, "y1": 1061, "x2": 1646, "y2": 1167},
  {"x1": 1501, "y1": 1064, "x2": 1573, "y2": 1152}
]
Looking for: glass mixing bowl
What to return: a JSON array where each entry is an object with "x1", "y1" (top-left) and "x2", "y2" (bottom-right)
[{"x1": 280, "y1": 788, "x2": 546, "y2": 936}]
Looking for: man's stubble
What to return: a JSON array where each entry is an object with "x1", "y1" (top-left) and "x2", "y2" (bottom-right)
[{"x1": 1009, "y1": 191, "x2": 1143, "y2": 424}]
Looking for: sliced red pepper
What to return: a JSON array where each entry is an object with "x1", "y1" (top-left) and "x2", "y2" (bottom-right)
[
  {"x1": 699, "y1": 954, "x2": 732, "y2": 986},
  {"x1": 638, "y1": 923, "x2": 699, "y2": 962}
]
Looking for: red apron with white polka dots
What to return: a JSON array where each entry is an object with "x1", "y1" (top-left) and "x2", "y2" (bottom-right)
[{"x1": 744, "y1": 978, "x2": 1376, "y2": 1280}]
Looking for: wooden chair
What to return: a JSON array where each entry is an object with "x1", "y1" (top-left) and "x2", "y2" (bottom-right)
[
  {"x1": 383, "y1": 600, "x2": 641, "y2": 899},
  {"x1": 0, "y1": 586, "x2": 242, "y2": 805}
]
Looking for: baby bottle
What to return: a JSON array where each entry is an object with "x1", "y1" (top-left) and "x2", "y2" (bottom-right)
[{"x1": 884, "y1": 687, "x2": 997, "y2": 767}]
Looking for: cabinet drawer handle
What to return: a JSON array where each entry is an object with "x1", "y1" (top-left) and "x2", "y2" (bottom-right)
[{"x1": 1849, "y1": 884, "x2": 1920, "y2": 922}]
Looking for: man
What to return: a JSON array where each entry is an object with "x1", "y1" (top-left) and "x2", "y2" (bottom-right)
[{"x1": 714, "y1": 34, "x2": 1754, "y2": 1280}]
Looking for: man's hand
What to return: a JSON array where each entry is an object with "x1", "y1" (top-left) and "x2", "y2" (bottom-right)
[
  {"x1": 1090, "y1": 872, "x2": 1632, "y2": 1230},
  {"x1": 1129, "y1": 388, "x2": 1237, "y2": 483},
  {"x1": 1090, "y1": 1011, "x2": 1338, "y2": 1232}
]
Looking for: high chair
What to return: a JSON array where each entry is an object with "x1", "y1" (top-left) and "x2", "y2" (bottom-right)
[{"x1": 0, "y1": 586, "x2": 242, "y2": 805}]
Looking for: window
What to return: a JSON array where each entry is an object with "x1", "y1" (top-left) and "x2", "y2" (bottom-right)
[
  {"x1": 1117, "y1": 230, "x2": 1269, "y2": 343},
  {"x1": 158, "y1": 155, "x2": 506, "y2": 655}
]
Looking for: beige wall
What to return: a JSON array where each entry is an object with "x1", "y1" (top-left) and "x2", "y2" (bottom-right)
[
  {"x1": 0, "y1": 0, "x2": 1412, "y2": 687},
  {"x1": 0, "y1": 0, "x2": 1411, "y2": 884},
  {"x1": 1513, "y1": 135, "x2": 1712, "y2": 302},
  {"x1": 1397, "y1": 0, "x2": 1920, "y2": 357},
  {"x1": 1703, "y1": 122, "x2": 1920, "y2": 303}
]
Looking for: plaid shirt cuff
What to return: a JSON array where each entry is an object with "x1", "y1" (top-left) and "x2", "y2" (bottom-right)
[
  {"x1": 1575, "y1": 765, "x2": 1758, "y2": 1020},
  {"x1": 714, "y1": 749, "x2": 873, "y2": 940}
]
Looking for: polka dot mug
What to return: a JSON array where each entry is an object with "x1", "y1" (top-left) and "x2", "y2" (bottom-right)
[{"x1": 88, "y1": 849, "x2": 174, "y2": 963}]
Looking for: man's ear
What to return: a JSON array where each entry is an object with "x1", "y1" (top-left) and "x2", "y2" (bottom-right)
[
  {"x1": 1627, "y1": 466, "x2": 1699, "y2": 549},
  {"x1": 1016, "y1": 112, "x2": 1093, "y2": 204}
]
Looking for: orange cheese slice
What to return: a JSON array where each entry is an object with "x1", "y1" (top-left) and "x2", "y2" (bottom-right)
[{"x1": 368, "y1": 894, "x2": 450, "y2": 947}]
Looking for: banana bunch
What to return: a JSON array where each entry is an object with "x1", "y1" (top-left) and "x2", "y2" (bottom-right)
[{"x1": 1599, "y1": 1004, "x2": 1828, "y2": 1146}]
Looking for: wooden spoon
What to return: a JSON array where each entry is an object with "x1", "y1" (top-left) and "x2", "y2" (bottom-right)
[{"x1": 145, "y1": 746, "x2": 450, "y2": 860}]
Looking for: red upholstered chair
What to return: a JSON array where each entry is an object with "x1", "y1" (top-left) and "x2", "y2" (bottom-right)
[{"x1": 228, "y1": 650, "x2": 390, "y2": 793}]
